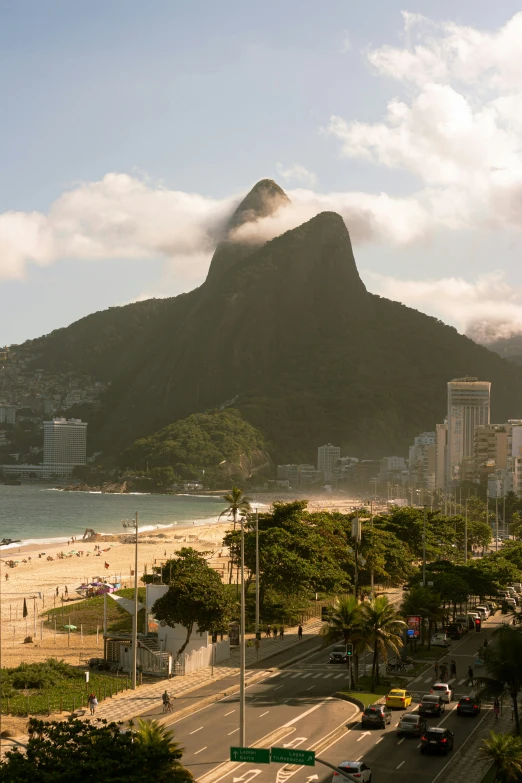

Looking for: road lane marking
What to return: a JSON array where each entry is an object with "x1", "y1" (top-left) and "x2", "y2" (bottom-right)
[
  {"x1": 431, "y1": 708, "x2": 491, "y2": 783},
  {"x1": 274, "y1": 685, "x2": 284, "y2": 691},
  {"x1": 449, "y1": 678, "x2": 456, "y2": 684},
  {"x1": 194, "y1": 747, "x2": 207, "y2": 755},
  {"x1": 190, "y1": 727, "x2": 203, "y2": 734},
  {"x1": 375, "y1": 737, "x2": 383, "y2": 744},
  {"x1": 412, "y1": 676, "x2": 421, "y2": 682},
  {"x1": 322, "y1": 673, "x2": 333, "y2": 678},
  {"x1": 424, "y1": 677, "x2": 432, "y2": 683},
  {"x1": 227, "y1": 728, "x2": 238, "y2": 735},
  {"x1": 458, "y1": 678, "x2": 465, "y2": 684},
  {"x1": 301, "y1": 673, "x2": 312, "y2": 678},
  {"x1": 306, "y1": 686, "x2": 315, "y2": 691},
  {"x1": 284, "y1": 699, "x2": 331, "y2": 727},
  {"x1": 417, "y1": 743, "x2": 421, "y2": 748},
  {"x1": 281, "y1": 673, "x2": 292, "y2": 678},
  {"x1": 313, "y1": 673, "x2": 323, "y2": 678},
  {"x1": 224, "y1": 710, "x2": 235, "y2": 716},
  {"x1": 291, "y1": 673, "x2": 302, "y2": 678},
  {"x1": 397, "y1": 738, "x2": 404, "y2": 745},
  {"x1": 260, "y1": 711, "x2": 270, "y2": 717},
  {"x1": 334, "y1": 674, "x2": 344, "y2": 679},
  {"x1": 396, "y1": 761, "x2": 405, "y2": 769}
]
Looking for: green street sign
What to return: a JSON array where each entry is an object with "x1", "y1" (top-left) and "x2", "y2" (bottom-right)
[
  {"x1": 271, "y1": 747, "x2": 316, "y2": 766},
  {"x1": 230, "y1": 747, "x2": 270, "y2": 764}
]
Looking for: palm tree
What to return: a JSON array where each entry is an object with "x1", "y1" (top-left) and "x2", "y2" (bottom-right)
[
  {"x1": 477, "y1": 625, "x2": 522, "y2": 735},
  {"x1": 360, "y1": 596, "x2": 406, "y2": 691},
  {"x1": 219, "y1": 485, "x2": 252, "y2": 530},
  {"x1": 134, "y1": 719, "x2": 193, "y2": 781},
  {"x1": 321, "y1": 596, "x2": 363, "y2": 686},
  {"x1": 479, "y1": 731, "x2": 522, "y2": 782}
]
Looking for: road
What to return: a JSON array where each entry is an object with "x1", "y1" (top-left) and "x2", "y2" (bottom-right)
[{"x1": 167, "y1": 615, "x2": 503, "y2": 783}]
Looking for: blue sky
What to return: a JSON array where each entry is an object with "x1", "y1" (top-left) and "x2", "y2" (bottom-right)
[{"x1": 2, "y1": 1, "x2": 522, "y2": 344}]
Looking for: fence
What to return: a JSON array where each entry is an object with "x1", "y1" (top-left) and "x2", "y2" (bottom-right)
[{"x1": 0, "y1": 675, "x2": 129, "y2": 717}]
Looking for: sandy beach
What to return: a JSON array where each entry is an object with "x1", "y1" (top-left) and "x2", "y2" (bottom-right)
[{"x1": 0, "y1": 494, "x2": 359, "y2": 670}]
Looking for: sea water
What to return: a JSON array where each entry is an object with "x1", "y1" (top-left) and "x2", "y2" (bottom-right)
[{"x1": 0, "y1": 484, "x2": 227, "y2": 547}]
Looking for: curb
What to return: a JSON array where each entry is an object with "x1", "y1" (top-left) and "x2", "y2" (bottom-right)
[
  {"x1": 159, "y1": 640, "x2": 324, "y2": 726},
  {"x1": 333, "y1": 691, "x2": 365, "y2": 713}
]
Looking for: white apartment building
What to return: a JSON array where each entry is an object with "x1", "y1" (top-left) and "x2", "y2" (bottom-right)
[
  {"x1": 43, "y1": 417, "x2": 87, "y2": 475},
  {"x1": 0, "y1": 405, "x2": 16, "y2": 424},
  {"x1": 317, "y1": 443, "x2": 341, "y2": 481},
  {"x1": 435, "y1": 422, "x2": 447, "y2": 490},
  {"x1": 446, "y1": 378, "x2": 490, "y2": 486}
]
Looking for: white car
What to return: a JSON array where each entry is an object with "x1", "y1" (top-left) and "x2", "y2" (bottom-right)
[
  {"x1": 431, "y1": 633, "x2": 451, "y2": 647},
  {"x1": 332, "y1": 761, "x2": 372, "y2": 782},
  {"x1": 475, "y1": 606, "x2": 490, "y2": 620},
  {"x1": 431, "y1": 682, "x2": 453, "y2": 703}
]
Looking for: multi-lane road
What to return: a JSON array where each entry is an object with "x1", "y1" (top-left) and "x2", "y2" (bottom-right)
[{"x1": 164, "y1": 615, "x2": 503, "y2": 783}]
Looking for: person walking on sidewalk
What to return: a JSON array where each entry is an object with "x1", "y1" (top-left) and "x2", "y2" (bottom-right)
[
  {"x1": 450, "y1": 660, "x2": 457, "y2": 679},
  {"x1": 88, "y1": 693, "x2": 98, "y2": 716},
  {"x1": 265, "y1": 625, "x2": 271, "y2": 639},
  {"x1": 298, "y1": 625, "x2": 303, "y2": 641},
  {"x1": 494, "y1": 698, "x2": 500, "y2": 719},
  {"x1": 279, "y1": 626, "x2": 284, "y2": 640},
  {"x1": 467, "y1": 665, "x2": 474, "y2": 686},
  {"x1": 272, "y1": 626, "x2": 278, "y2": 639},
  {"x1": 433, "y1": 661, "x2": 439, "y2": 680}
]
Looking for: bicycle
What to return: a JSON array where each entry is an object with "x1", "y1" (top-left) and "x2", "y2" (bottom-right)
[{"x1": 162, "y1": 699, "x2": 173, "y2": 714}]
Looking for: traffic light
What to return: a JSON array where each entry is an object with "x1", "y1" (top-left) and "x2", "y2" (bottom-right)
[
  {"x1": 346, "y1": 643, "x2": 353, "y2": 656},
  {"x1": 475, "y1": 618, "x2": 482, "y2": 633}
]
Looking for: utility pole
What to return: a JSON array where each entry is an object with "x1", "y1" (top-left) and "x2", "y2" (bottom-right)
[
  {"x1": 422, "y1": 506, "x2": 427, "y2": 587},
  {"x1": 370, "y1": 501, "x2": 374, "y2": 599},
  {"x1": 239, "y1": 515, "x2": 246, "y2": 746},
  {"x1": 495, "y1": 495, "x2": 499, "y2": 552},
  {"x1": 465, "y1": 498, "x2": 468, "y2": 564},
  {"x1": 131, "y1": 511, "x2": 139, "y2": 690},
  {"x1": 255, "y1": 509, "x2": 260, "y2": 640}
]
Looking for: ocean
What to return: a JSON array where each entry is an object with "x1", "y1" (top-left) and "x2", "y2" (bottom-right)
[{"x1": 0, "y1": 485, "x2": 228, "y2": 548}]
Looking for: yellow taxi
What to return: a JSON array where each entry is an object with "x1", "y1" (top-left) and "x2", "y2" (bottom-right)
[{"x1": 385, "y1": 689, "x2": 413, "y2": 709}]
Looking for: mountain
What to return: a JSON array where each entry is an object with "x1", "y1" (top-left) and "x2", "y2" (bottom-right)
[
  {"x1": 12, "y1": 180, "x2": 522, "y2": 462},
  {"x1": 481, "y1": 334, "x2": 522, "y2": 367}
]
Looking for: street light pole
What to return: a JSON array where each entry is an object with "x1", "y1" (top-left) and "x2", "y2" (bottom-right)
[
  {"x1": 131, "y1": 511, "x2": 139, "y2": 690},
  {"x1": 495, "y1": 495, "x2": 499, "y2": 552},
  {"x1": 239, "y1": 515, "x2": 246, "y2": 746},
  {"x1": 465, "y1": 498, "x2": 468, "y2": 564},
  {"x1": 255, "y1": 509, "x2": 260, "y2": 640},
  {"x1": 370, "y1": 501, "x2": 374, "y2": 599},
  {"x1": 422, "y1": 506, "x2": 427, "y2": 587}
]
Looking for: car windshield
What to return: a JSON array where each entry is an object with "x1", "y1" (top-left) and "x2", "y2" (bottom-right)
[
  {"x1": 365, "y1": 707, "x2": 380, "y2": 714},
  {"x1": 389, "y1": 690, "x2": 403, "y2": 696},
  {"x1": 339, "y1": 765, "x2": 359, "y2": 773},
  {"x1": 426, "y1": 730, "x2": 444, "y2": 738},
  {"x1": 433, "y1": 685, "x2": 447, "y2": 691},
  {"x1": 401, "y1": 715, "x2": 418, "y2": 722}
]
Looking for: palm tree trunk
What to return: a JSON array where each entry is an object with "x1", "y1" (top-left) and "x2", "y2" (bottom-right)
[
  {"x1": 512, "y1": 691, "x2": 520, "y2": 735},
  {"x1": 176, "y1": 622, "x2": 194, "y2": 656},
  {"x1": 371, "y1": 641, "x2": 378, "y2": 690}
]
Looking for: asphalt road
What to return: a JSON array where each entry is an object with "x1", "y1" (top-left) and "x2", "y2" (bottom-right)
[{"x1": 168, "y1": 614, "x2": 504, "y2": 783}]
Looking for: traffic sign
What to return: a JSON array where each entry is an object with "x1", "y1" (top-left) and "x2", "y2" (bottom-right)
[
  {"x1": 271, "y1": 747, "x2": 316, "y2": 766},
  {"x1": 230, "y1": 747, "x2": 270, "y2": 764}
]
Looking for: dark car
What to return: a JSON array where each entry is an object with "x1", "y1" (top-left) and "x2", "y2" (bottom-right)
[
  {"x1": 361, "y1": 704, "x2": 392, "y2": 728},
  {"x1": 397, "y1": 713, "x2": 427, "y2": 737},
  {"x1": 419, "y1": 694, "x2": 445, "y2": 717},
  {"x1": 456, "y1": 696, "x2": 481, "y2": 716},
  {"x1": 420, "y1": 727, "x2": 455, "y2": 755},
  {"x1": 329, "y1": 645, "x2": 350, "y2": 664},
  {"x1": 446, "y1": 623, "x2": 464, "y2": 639}
]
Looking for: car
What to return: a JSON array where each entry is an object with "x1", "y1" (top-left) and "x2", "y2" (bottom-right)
[
  {"x1": 456, "y1": 696, "x2": 481, "y2": 716},
  {"x1": 419, "y1": 694, "x2": 445, "y2": 717},
  {"x1": 431, "y1": 633, "x2": 451, "y2": 647},
  {"x1": 506, "y1": 598, "x2": 517, "y2": 609},
  {"x1": 329, "y1": 644, "x2": 350, "y2": 664},
  {"x1": 446, "y1": 623, "x2": 465, "y2": 639},
  {"x1": 476, "y1": 606, "x2": 490, "y2": 620},
  {"x1": 331, "y1": 761, "x2": 372, "y2": 782},
  {"x1": 455, "y1": 614, "x2": 473, "y2": 630},
  {"x1": 361, "y1": 704, "x2": 392, "y2": 728},
  {"x1": 385, "y1": 689, "x2": 413, "y2": 709},
  {"x1": 430, "y1": 683, "x2": 453, "y2": 703},
  {"x1": 420, "y1": 727, "x2": 455, "y2": 755},
  {"x1": 397, "y1": 712, "x2": 427, "y2": 737}
]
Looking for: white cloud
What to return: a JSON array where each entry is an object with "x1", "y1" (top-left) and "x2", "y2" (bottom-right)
[
  {"x1": 275, "y1": 163, "x2": 317, "y2": 187},
  {"x1": 368, "y1": 270, "x2": 522, "y2": 342}
]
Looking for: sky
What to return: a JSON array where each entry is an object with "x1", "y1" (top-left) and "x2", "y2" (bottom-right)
[{"x1": 2, "y1": 0, "x2": 522, "y2": 345}]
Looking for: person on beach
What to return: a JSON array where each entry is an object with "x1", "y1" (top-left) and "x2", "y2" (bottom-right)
[
  {"x1": 4, "y1": 573, "x2": 8, "y2": 581},
  {"x1": 64, "y1": 586, "x2": 68, "y2": 596},
  {"x1": 56, "y1": 586, "x2": 59, "y2": 596},
  {"x1": 88, "y1": 693, "x2": 98, "y2": 715},
  {"x1": 298, "y1": 625, "x2": 303, "y2": 641}
]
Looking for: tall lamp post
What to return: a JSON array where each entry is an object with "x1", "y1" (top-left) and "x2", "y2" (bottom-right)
[
  {"x1": 465, "y1": 497, "x2": 468, "y2": 564},
  {"x1": 422, "y1": 506, "x2": 427, "y2": 587},
  {"x1": 255, "y1": 509, "x2": 260, "y2": 640},
  {"x1": 125, "y1": 512, "x2": 139, "y2": 690},
  {"x1": 239, "y1": 514, "x2": 246, "y2": 746}
]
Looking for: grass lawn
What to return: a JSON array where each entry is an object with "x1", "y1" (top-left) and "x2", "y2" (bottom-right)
[
  {"x1": 409, "y1": 646, "x2": 446, "y2": 660},
  {"x1": 42, "y1": 588, "x2": 146, "y2": 635}
]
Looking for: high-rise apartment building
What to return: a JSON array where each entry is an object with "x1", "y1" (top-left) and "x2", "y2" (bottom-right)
[
  {"x1": 446, "y1": 378, "x2": 490, "y2": 485},
  {"x1": 317, "y1": 443, "x2": 341, "y2": 480},
  {"x1": 435, "y1": 422, "x2": 447, "y2": 490},
  {"x1": 43, "y1": 417, "x2": 87, "y2": 475},
  {"x1": 0, "y1": 405, "x2": 16, "y2": 424}
]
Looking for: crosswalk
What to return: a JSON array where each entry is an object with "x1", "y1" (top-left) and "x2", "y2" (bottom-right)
[{"x1": 276, "y1": 669, "x2": 352, "y2": 681}]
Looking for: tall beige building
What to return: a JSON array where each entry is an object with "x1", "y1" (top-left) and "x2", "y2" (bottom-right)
[{"x1": 446, "y1": 378, "x2": 490, "y2": 486}]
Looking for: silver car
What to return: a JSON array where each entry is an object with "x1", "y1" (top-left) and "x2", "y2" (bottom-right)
[{"x1": 397, "y1": 713, "x2": 427, "y2": 737}]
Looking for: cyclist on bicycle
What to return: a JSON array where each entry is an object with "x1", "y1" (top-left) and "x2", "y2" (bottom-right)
[{"x1": 162, "y1": 690, "x2": 171, "y2": 712}]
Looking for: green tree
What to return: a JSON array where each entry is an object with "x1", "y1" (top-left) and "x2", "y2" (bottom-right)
[
  {"x1": 152, "y1": 548, "x2": 233, "y2": 656},
  {"x1": 0, "y1": 718, "x2": 193, "y2": 783},
  {"x1": 477, "y1": 625, "x2": 522, "y2": 736},
  {"x1": 149, "y1": 466, "x2": 178, "y2": 489},
  {"x1": 360, "y1": 596, "x2": 405, "y2": 691},
  {"x1": 321, "y1": 596, "x2": 364, "y2": 686},
  {"x1": 134, "y1": 718, "x2": 191, "y2": 781},
  {"x1": 479, "y1": 731, "x2": 522, "y2": 782},
  {"x1": 401, "y1": 586, "x2": 443, "y2": 648},
  {"x1": 220, "y1": 485, "x2": 251, "y2": 530}
]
